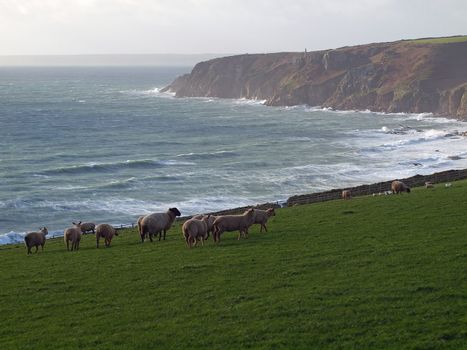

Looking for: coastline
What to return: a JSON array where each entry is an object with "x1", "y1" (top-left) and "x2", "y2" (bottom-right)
[{"x1": 2, "y1": 168, "x2": 466, "y2": 247}]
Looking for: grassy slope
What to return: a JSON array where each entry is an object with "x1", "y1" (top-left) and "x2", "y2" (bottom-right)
[
  {"x1": 409, "y1": 36, "x2": 467, "y2": 44},
  {"x1": 1, "y1": 181, "x2": 466, "y2": 349}
]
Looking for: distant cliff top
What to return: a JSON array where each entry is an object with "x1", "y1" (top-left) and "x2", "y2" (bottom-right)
[{"x1": 163, "y1": 36, "x2": 467, "y2": 119}]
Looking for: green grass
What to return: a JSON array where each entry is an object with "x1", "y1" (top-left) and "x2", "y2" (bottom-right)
[
  {"x1": 1, "y1": 181, "x2": 466, "y2": 349},
  {"x1": 408, "y1": 35, "x2": 467, "y2": 44}
]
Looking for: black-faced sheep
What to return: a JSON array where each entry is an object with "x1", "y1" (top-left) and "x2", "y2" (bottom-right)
[
  {"x1": 24, "y1": 227, "x2": 48, "y2": 255},
  {"x1": 253, "y1": 208, "x2": 276, "y2": 232},
  {"x1": 95, "y1": 223, "x2": 118, "y2": 248},
  {"x1": 139, "y1": 208, "x2": 181, "y2": 243},
  {"x1": 212, "y1": 208, "x2": 256, "y2": 243},
  {"x1": 80, "y1": 222, "x2": 96, "y2": 234},
  {"x1": 391, "y1": 180, "x2": 411, "y2": 194},
  {"x1": 64, "y1": 222, "x2": 82, "y2": 251},
  {"x1": 182, "y1": 215, "x2": 210, "y2": 248}
]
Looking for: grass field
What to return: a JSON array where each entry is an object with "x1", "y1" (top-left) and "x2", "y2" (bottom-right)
[
  {"x1": 1, "y1": 180, "x2": 466, "y2": 349},
  {"x1": 409, "y1": 35, "x2": 467, "y2": 44}
]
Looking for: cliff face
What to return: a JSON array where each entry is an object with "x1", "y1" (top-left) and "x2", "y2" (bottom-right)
[{"x1": 163, "y1": 38, "x2": 467, "y2": 119}]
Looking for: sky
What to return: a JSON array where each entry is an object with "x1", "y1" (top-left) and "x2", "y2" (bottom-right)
[{"x1": 0, "y1": 0, "x2": 466, "y2": 56}]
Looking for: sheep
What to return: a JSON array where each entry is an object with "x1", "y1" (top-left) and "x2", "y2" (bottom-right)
[
  {"x1": 137, "y1": 215, "x2": 145, "y2": 237},
  {"x1": 253, "y1": 208, "x2": 276, "y2": 232},
  {"x1": 445, "y1": 183, "x2": 452, "y2": 188},
  {"x1": 212, "y1": 208, "x2": 256, "y2": 243},
  {"x1": 391, "y1": 180, "x2": 411, "y2": 194},
  {"x1": 80, "y1": 222, "x2": 96, "y2": 234},
  {"x1": 95, "y1": 223, "x2": 118, "y2": 248},
  {"x1": 64, "y1": 222, "x2": 82, "y2": 251},
  {"x1": 192, "y1": 214, "x2": 217, "y2": 238},
  {"x1": 342, "y1": 190, "x2": 351, "y2": 200},
  {"x1": 182, "y1": 215, "x2": 210, "y2": 248},
  {"x1": 425, "y1": 181, "x2": 434, "y2": 188},
  {"x1": 139, "y1": 208, "x2": 181, "y2": 243},
  {"x1": 24, "y1": 227, "x2": 48, "y2": 255}
]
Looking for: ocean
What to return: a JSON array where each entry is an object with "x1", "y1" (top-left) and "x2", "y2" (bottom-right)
[{"x1": 1, "y1": 66, "x2": 467, "y2": 244}]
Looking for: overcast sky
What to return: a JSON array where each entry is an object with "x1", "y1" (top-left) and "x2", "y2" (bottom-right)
[{"x1": 0, "y1": 0, "x2": 466, "y2": 55}]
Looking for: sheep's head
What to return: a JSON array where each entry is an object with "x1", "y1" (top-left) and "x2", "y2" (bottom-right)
[
  {"x1": 72, "y1": 221, "x2": 82, "y2": 228},
  {"x1": 245, "y1": 208, "x2": 255, "y2": 216},
  {"x1": 169, "y1": 207, "x2": 181, "y2": 216},
  {"x1": 267, "y1": 208, "x2": 276, "y2": 216},
  {"x1": 40, "y1": 227, "x2": 48, "y2": 235}
]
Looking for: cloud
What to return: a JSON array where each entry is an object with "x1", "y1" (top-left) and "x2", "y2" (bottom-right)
[{"x1": 0, "y1": 0, "x2": 465, "y2": 55}]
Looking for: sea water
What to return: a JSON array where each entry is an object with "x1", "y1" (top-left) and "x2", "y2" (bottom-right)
[{"x1": 1, "y1": 66, "x2": 467, "y2": 244}]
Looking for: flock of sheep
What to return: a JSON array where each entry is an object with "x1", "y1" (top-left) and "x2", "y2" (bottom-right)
[
  {"x1": 23, "y1": 179, "x2": 443, "y2": 255},
  {"x1": 23, "y1": 206, "x2": 277, "y2": 254}
]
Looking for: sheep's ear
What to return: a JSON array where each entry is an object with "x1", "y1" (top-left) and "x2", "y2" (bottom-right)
[{"x1": 72, "y1": 222, "x2": 76, "y2": 225}]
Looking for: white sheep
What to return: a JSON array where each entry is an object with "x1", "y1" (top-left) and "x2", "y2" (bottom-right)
[
  {"x1": 212, "y1": 208, "x2": 256, "y2": 243},
  {"x1": 95, "y1": 223, "x2": 118, "y2": 248},
  {"x1": 64, "y1": 222, "x2": 82, "y2": 251},
  {"x1": 391, "y1": 180, "x2": 411, "y2": 194},
  {"x1": 182, "y1": 215, "x2": 210, "y2": 248},
  {"x1": 139, "y1": 208, "x2": 181, "y2": 243},
  {"x1": 253, "y1": 208, "x2": 276, "y2": 232},
  {"x1": 24, "y1": 227, "x2": 48, "y2": 255},
  {"x1": 192, "y1": 214, "x2": 217, "y2": 238},
  {"x1": 342, "y1": 190, "x2": 351, "y2": 200}
]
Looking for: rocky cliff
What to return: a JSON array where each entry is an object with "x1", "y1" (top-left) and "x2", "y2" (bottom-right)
[{"x1": 163, "y1": 37, "x2": 467, "y2": 119}]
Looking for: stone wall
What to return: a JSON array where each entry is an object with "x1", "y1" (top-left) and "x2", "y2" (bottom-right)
[{"x1": 286, "y1": 169, "x2": 467, "y2": 206}]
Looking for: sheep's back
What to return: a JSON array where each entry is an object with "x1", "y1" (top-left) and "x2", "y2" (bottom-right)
[
  {"x1": 64, "y1": 228, "x2": 81, "y2": 241},
  {"x1": 141, "y1": 213, "x2": 170, "y2": 232},
  {"x1": 24, "y1": 232, "x2": 45, "y2": 246},
  {"x1": 214, "y1": 215, "x2": 250, "y2": 231},
  {"x1": 96, "y1": 224, "x2": 115, "y2": 238}
]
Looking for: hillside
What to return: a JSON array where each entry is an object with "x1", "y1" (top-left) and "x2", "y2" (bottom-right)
[
  {"x1": 0, "y1": 180, "x2": 466, "y2": 349},
  {"x1": 163, "y1": 36, "x2": 467, "y2": 119}
]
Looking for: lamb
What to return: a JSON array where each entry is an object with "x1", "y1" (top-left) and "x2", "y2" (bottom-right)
[
  {"x1": 182, "y1": 215, "x2": 210, "y2": 248},
  {"x1": 391, "y1": 180, "x2": 411, "y2": 194},
  {"x1": 425, "y1": 182, "x2": 434, "y2": 188},
  {"x1": 80, "y1": 222, "x2": 96, "y2": 234},
  {"x1": 192, "y1": 214, "x2": 217, "y2": 238},
  {"x1": 24, "y1": 227, "x2": 48, "y2": 255},
  {"x1": 212, "y1": 208, "x2": 256, "y2": 243},
  {"x1": 139, "y1": 207, "x2": 181, "y2": 243},
  {"x1": 253, "y1": 208, "x2": 276, "y2": 232},
  {"x1": 95, "y1": 223, "x2": 118, "y2": 248},
  {"x1": 64, "y1": 222, "x2": 82, "y2": 251},
  {"x1": 342, "y1": 190, "x2": 351, "y2": 200}
]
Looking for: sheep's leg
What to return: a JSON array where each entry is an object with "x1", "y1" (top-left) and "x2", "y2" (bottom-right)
[
  {"x1": 140, "y1": 233, "x2": 145, "y2": 243},
  {"x1": 163, "y1": 230, "x2": 167, "y2": 240},
  {"x1": 35, "y1": 245, "x2": 38, "y2": 253},
  {"x1": 263, "y1": 224, "x2": 268, "y2": 232},
  {"x1": 149, "y1": 233, "x2": 153, "y2": 242},
  {"x1": 96, "y1": 237, "x2": 100, "y2": 248},
  {"x1": 66, "y1": 240, "x2": 69, "y2": 251},
  {"x1": 41, "y1": 244, "x2": 44, "y2": 251},
  {"x1": 158, "y1": 231, "x2": 162, "y2": 241}
]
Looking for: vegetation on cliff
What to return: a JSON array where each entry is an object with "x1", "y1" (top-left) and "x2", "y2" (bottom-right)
[
  {"x1": 1, "y1": 180, "x2": 466, "y2": 349},
  {"x1": 163, "y1": 36, "x2": 467, "y2": 119}
]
